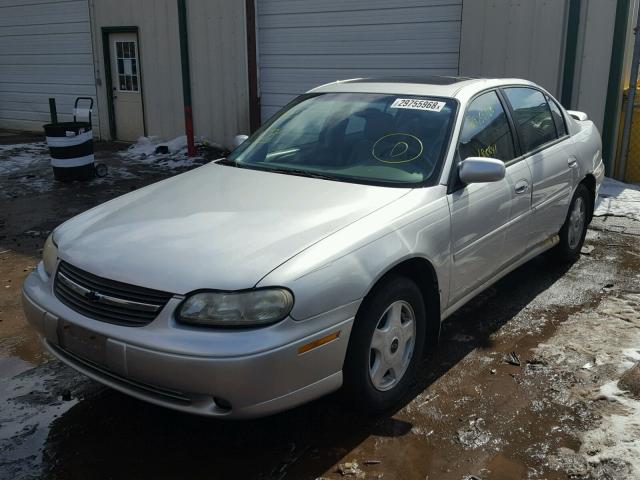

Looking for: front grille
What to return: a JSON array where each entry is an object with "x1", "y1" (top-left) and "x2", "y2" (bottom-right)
[{"x1": 54, "y1": 261, "x2": 173, "y2": 326}]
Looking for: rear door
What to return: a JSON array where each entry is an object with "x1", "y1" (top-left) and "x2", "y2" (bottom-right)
[
  {"x1": 501, "y1": 87, "x2": 573, "y2": 249},
  {"x1": 448, "y1": 90, "x2": 532, "y2": 305}
]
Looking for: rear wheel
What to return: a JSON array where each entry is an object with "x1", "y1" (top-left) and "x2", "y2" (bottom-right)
[
  {"x1": 342, "y1": 275, "x2": 426, "y2": 413},
  {"x1": 552, "y1": 184, "x2": 590, "y2": 262}
]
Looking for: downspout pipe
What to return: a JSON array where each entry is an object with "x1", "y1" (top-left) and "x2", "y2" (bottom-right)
[
  {"x1": 618, "y1": 10, "x2": 640, "y2": 180},
  {"x1": 177, "y1": 0, "x2": 196, "y2": 156}
]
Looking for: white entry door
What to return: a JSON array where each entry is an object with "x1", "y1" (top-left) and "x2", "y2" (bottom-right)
[{"x1": 110, "y1": 32, "x2": 144, "y2": 141}]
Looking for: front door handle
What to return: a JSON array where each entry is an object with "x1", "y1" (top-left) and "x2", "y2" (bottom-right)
[{"x1": 514, "y1": 180, "x2": 529, "y2": 194}]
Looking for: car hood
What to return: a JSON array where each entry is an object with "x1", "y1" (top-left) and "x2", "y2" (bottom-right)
[{"x1": 55, "y1": 163, "x2": 410, "y2": 294}]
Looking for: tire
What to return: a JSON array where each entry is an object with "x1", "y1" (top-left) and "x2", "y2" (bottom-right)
[
  {"x1": 342, "y1": 275, "x2": 426, "y2": 413},
  {"x1": 552, "y1": 183, "x2": 590, "y2": 263}
]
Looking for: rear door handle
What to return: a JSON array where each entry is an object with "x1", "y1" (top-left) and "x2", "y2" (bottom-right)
[
  {"x1": 568, "y1": 157, "x2": 577, "y2": 167},
  {"x1": 514, "y1": 180, "x2": 529, "y2": 194}
]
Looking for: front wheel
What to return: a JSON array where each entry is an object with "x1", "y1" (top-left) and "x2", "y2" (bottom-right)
[
  {"x1": 342, "y1": 275, "x2": 426, "y2": 413},
  {"x1": 552, "y1": 184, "x2": 590, "y2": 262}
]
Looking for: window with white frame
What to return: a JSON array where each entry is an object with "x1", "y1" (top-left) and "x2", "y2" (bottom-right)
[{"x1": 114, "y1": 40, "x2": 139, "y2": 92}]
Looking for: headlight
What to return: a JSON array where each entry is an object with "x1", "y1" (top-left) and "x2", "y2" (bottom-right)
[
  {"x1": 42, "y1": 233, "x2": 58, "y2": 276},
  {"x1": 178, "y1": 288, "x2": 294, "y2": 327}
]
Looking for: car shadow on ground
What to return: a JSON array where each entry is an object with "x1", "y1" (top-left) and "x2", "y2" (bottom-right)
[{"x1": 39, "y1": 255, "x2": 571, "y2": 480}]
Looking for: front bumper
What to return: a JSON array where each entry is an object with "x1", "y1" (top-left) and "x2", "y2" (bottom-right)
[{"x1": 22, "y1": 267, "x2": 356, "y2": 418}]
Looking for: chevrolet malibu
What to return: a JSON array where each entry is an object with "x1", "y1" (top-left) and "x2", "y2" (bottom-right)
[{"x1": 22, "y1": 77, "x2": 604, "y2": 418}]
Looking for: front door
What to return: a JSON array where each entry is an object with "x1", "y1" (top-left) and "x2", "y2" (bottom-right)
[
  {"x1": 109, "y1": 32, "x2": 144, "y2": 141},
  {"x1": 448, "y1": 90, "x2": 532, "y2": 306}
]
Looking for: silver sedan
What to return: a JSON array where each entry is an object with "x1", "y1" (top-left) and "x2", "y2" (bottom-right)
[{"x1": 22, "y1": 76, "x2": 604, "y2": 418}]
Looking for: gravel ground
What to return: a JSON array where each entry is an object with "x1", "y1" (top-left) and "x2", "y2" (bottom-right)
[{"x1": 0, "y1": 134, "x2": 639, "y2": 479}]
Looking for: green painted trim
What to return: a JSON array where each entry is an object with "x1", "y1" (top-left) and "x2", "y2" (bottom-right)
[
  {"x1": 101, "y1": 28, "x2": 116, "y2": 140},
  {"x1": 561, "y1": 0, "x2": 581, "y2": 107},
  {"x1": 603, "y1": 0, "x2": 631, "y2": 175},
  {"x1": 177, "y1": 0, "x2": 192, "y2": 110}
]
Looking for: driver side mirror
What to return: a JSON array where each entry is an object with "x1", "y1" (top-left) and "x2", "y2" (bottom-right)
[
  {"x1": 232, "y1": 134, "x2": 249, "y2": 149},
  {"x1": 458, "y1": 157, "x2": 505, "y2": 184}
]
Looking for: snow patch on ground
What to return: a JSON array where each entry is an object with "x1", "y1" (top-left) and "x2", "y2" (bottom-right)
[
  {"x1": 0, "y1": 136, "x2": 206, "y2": 181},
  {"x1": 0, "y1": 142, "x2": 49, "y2": 175},
  {"x1": 595, "y1": 178, "x2": 640, "y2": 221},
  {"x1": 623, "y1": 349, "x2": 640, "y2": 363},
  {"x1": 534, "y1": 293, "x2": 640, "y2": 477},
  {"x1": 582, "y1": 381, "x2": 640, "y2": 476},
  {"x1": 119, "y1": 135, "x2": 188, "y2": 158},
  {"x1": 0, "y1": 136, "x2": 212, "y2": 197},
  {"x1": 118, "y1": 136, "x2": 209, "y2": 169}
]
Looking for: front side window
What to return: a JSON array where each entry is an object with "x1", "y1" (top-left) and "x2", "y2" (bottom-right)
[
  {"x1": 226, "y1": 93, "x2": 457, "y2": 186},
  {"x1": 458, "y1": 91, "x2": 515, "y2": 162},
  {"x1": 504, "y1": 87, "x2": 557, "y2": 153}
]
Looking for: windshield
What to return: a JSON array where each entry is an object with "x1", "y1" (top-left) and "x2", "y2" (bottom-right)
[{"x1": 227, "y1": 93, "x2": 457, "y2": 186}]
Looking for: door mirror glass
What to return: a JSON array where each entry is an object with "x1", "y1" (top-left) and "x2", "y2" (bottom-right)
[
  {"x1": 458, "y1": 157, "x2": 506, "y2": 184},
  {"x1": 233, "y1": 134, "x2": 249, "y2": 149}
]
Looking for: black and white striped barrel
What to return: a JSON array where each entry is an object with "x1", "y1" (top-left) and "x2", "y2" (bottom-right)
[{"x1": 43, "y1": 122, "x2": 94, "y2": 181}]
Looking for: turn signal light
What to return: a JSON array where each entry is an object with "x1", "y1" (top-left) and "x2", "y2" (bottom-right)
[{"x1": 298, "y1": 331, "x2": 340, "y2": 354}]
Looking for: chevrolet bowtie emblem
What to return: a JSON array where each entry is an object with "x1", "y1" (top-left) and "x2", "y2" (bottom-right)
[{"x1": 84, "y1": 290, "x2": 102, "y2": 302}]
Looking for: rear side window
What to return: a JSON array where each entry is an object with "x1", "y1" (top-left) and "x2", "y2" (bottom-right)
[
  {"x1": 458, "y1": 91, "x2": 515, "y2": 162},
  {"x1": 504, "y1": 87, "x2": 557, "y2": 153},
  {"x1": 546, "y1": 95, "x2": 567, "y2": 137}
]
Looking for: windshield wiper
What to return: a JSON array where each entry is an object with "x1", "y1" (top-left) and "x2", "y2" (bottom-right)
[
  {"x1": 217, "y1": 160, "x2": 335, "y2": 180},
  {"x1": 261, "y1": 167, "x2": 335, "y2": 180},
  {"x1": 216, "y1": 157, "x2": 238, "y2": 166}
]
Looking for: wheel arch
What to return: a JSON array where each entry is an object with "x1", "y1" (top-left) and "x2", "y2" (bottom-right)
[
  {"x1": 359, "y1": 256, "x2": 442, "y2": 348},
  {"x1": 581, "y1": 174, "x2": 597, "y2": 222}
]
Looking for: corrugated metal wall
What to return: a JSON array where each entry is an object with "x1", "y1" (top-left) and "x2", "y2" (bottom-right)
[
  {"x1": 571, "y1": 0, "x2": 617, "y2": 133},
  {"x1": 89, "y1": 0, "x2": 184, "y2": 142},
  {"x1": 0, "y1": 0, "x2": 99, "y2": 134},
  {"x1": 187, "y1": 0, "x2": 249, "y2": 147},
  {"x1": 459, "y1": 0, "x2": 568, "y2": 98},
  {"x1": 459, "y1": 0, "x2": 621, "y2": 134},
  {"x1": 89, "y1": 0, "x2": 249, "y2": 147},
  {"x1": 256, "y1": 0, "x2": 463, "y2": 122}
]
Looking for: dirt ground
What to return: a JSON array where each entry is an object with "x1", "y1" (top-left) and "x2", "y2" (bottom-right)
[{"x1": 1, "y1": 133, "x2": 639, "y2": 480}]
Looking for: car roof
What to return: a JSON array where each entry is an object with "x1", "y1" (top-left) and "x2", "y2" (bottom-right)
[{"x1": 308, "y1": 76, "x2": 536, "y2": 100}]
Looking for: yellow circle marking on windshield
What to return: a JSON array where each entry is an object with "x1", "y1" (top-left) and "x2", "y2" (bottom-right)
[{"x1": 372, "y1": 133, "x2": 424, "y2": 164}]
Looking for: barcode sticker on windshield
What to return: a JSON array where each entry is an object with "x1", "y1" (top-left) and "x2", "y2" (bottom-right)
[{"x1": 390, "y1": 98, "x2": 446, "y2": 112}]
